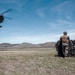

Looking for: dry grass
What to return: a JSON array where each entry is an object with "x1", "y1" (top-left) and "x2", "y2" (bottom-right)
[{"x1": 0, "y1": 48, "x2": 75, "y2": 75}]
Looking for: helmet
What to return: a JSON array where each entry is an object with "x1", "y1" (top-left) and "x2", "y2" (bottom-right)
[{"x1": 63, "y1": 31, "x2": 67, "y2": 35}]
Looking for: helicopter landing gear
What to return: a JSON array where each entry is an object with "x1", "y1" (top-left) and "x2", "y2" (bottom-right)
[{"x1": 0, "y1": 26, "x2": 2, "y2": 28}]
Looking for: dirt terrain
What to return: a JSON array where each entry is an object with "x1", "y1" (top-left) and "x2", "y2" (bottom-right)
[{"x1": 0, "y1": 48, "x2": 75, "y2": 75}]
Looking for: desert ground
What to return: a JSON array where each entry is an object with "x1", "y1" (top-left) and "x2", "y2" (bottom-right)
[{"x1": 0, "y1": 48, "x2": 75, "y2": 75}]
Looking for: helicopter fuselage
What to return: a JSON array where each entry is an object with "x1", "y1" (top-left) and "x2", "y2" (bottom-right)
[
  {"x1": 0, "y1": 8, "x2": 13, "y2": 28},
  {"x1": 0, "y1": 15, "x2": 4, "y2": 23}
]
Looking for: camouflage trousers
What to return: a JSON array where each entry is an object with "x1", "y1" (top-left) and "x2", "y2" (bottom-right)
[{"x1": 62, "y1": 43, "x2": 69, "y2": 57}]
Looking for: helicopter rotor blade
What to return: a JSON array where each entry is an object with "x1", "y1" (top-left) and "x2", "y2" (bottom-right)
[
  {"x1": 5, "y1": 16, "x2": 12, "y2": 20},
  {"x1": 1, "y1": 8, "x2": 13, "y2": 15}
]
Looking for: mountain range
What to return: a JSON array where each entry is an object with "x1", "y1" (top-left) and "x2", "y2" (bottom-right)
[{"x1": 0, "y1": 42, "x2": 55, "y2": 49}]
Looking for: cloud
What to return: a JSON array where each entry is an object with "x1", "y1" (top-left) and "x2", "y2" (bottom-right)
[
  {"x1": 36, "y1": 9, "x2": 45, "y2": 18},
  {"x1": 48, "y1": 19, "x2": 75, "y2": 30},
  {"x1": 0, "y1": 34, "x2": 60, "y2": 44},
  {"x1": 50, "y1": 0, "x2": 75, "y2": 20},
  {"x1": 67, "y1": 31, "x2": 75, "y2": 40},
  {"x1": 0, "y1": 31, "x2": 75, "y2": 44}
]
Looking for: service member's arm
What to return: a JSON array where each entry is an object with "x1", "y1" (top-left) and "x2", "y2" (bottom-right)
[{"x1": 68, "y1": 36, "x2": 70, "y2": 40}]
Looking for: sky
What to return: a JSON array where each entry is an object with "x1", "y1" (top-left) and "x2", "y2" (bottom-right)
[{"x1": 0, "y1": 0, "x2": 75, "y2": 44}]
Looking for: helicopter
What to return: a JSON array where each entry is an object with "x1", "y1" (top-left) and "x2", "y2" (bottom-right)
[{"x1": 0, "y1": 9, "x2": 13, "y2": 28}]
